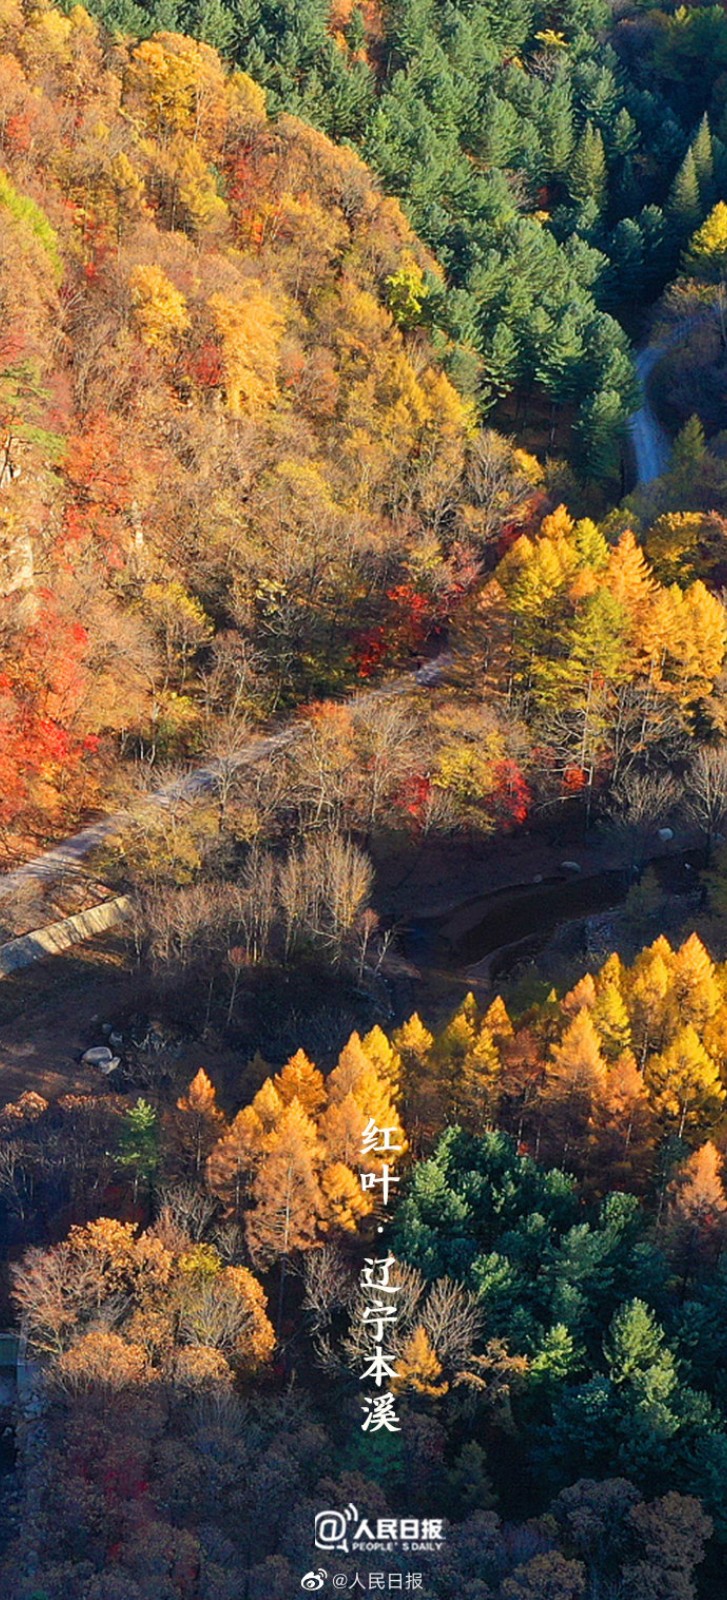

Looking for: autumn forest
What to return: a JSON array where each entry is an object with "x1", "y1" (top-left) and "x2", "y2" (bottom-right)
[{"x1": 4, "y1": 0, "x2": 727, "y2": 1596}]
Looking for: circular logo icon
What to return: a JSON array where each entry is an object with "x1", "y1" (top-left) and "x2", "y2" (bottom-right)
[
  {"x1": 315, "y1": 1504, "x2": 357, "y2": 1551},
  {"x1": 301, "y1": 1570, "x2": 327, "y2": 1592}
]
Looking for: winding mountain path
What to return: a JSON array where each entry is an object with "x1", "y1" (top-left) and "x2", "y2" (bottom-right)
[
  {"x1": 630, "y1": 342, "x2": 673, "y2": 486},
  {"x1": 628, "y1": 312, "x2": 717, "y2": 486},
  {"x1": 0, "y1": 673, "x2": 424, "y2": 909},
  {"x1": 0, "y1": 730, "x2": 294, "y2": 903}
]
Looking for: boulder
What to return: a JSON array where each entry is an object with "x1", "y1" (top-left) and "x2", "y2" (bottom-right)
[{"x1": 81, "y1": 1046, "x2": 114, "y2": 1067}]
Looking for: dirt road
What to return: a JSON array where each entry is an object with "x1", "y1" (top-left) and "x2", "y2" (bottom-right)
[
  {"x1": 0, "y1": 666, "x2": 434, "y2": 908},
  {"x1": 630, "y1": 343, "x2": 672, "y2": 485}
]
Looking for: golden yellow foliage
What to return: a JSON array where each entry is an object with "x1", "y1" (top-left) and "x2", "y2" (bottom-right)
[
  {"x1": 208, "y1": 286, "x2": 284, "y2": 414},
  {"x1": 395, "y1": 1325, "x2": 448, "y2": 1396},
  {"x1": 274, "y1": 1050, "x2": 327, "y2": 1116},
  {"x1": 57, "y1": 1330, "x2": 152, "y2": 1390},
  {"x1": 646, "y1": 1025, "x2": 725, "y2": 1137},
  {"x1": 321, "y1": 1160, "x2": 373, "y2": 1230},
  {"x1": 130, "y1": 262, "x2": 190, "y2": 354}
]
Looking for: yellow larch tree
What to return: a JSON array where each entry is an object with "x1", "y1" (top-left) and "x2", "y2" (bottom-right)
[
  {"x1": 273, "y1": 1050, "x2": 326, "y2": 1117},
  {"x1": 245, "y1": 1099, "x2": 324, "y2": 1267},
  {"x1": 205, "y1": 1104, "x2": 264, "y2": 1216},
  {"x1": 392, "y1": 1012, "x2": 437, "y2": 1144},
  {"x1": 208, "y1": 286, "x2": 284, "y2": 415},
  {"x1": 587, "y1": 1050, "x2": 654, "y2": 1195},
  {"x1": 592, "y1": 981, "x2": 632, "y2": 1061},
  {"x1": 392, "y1": 1014, "x2": 434, "y2": 1080},
  {"x1": 459, "y1": 1027, "x2": 503, "y2": 1131},
  {"x1": 666, "y1": 1141, "x2": 727, "y2": 1281},
  {"x1": 703, "y1": 1001, "x2": 727, "y2": 1075},
  {"x1": 669, "y1": 1140, "x2": 727, "y2": 1230},
  {"x1": 597, "y1": 951, "x2": 626, "y2": 993},
  {"x1": 483, "y1": 995, "x2": 514, "y2": 1043},
  {"x1": 431, "y1": 1004, "x2": 479, "y2": 1122},
  {"x1": 360, "y1": 1025, "x2": 402, "y2": 1094},
  {"x1": 641, "y1": 581, "x2": 726, "y2": 705},
  {"x1": 679, "y1": 582, "x2": 727, "y2": 697},
  {"x1": 605, "y1": 529, "x2": 657, "y2": 633},
  {"x1": 645, "y1": 1025, "x2": 725, "y2": 1138},
  {"x1": 434, "y1": 1008, "x2": 477, "y2": 1070},
  {"x1": 129, "y1": 262, "x2": 190, "y2": 356},
  {"x1": 325, "y1": 1031, "x2": 406, "y2": 1157},
  {"x1": 684, "y1": 200, "x2": 727, "y2": 282},
  {"x1": 645, "y1": 511, "x2": 710, "y2": 584},
  {"x1": 249, "y1": 1078, "x2": 284, "y2": 1135},
  {"x1": 319, "y1": 1091, "x2": 368, "y2": 1168},
  {"x1": 541, "y1": 1009, "x2": 608, "y2": 1164},
  {"x1": 562, "y1": 973, "x2": 597, "y2": 1016},
  {"x1": 625, "y1": 942, "x2": 674, "y2": 1065},
  {"x1": 171, "y1": 1069, "x2": 226, "y2": 1177},
  {"x1": 320, "y1": 1161, "x2": 373, "y2": 1232},
  {"x1": 669, "y1": 932, "x2": 721, "y2": 1030},
  {"x1": 395, "y1": 1325, "x2": 448, "y2": 1397}
]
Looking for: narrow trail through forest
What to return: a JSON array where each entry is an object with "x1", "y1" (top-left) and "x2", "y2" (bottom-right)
[
  {"x1": 630, "y1": 342, "x2": 673, "y2": 485},
  {"x1": 629, "y1": 313, "x2": 719, "y2": 486},
  {"x1": 0, "y1": 679, "x2": 414, "y2": 903},
  {"x1": 0, "y1": 730, "x2": 295, "y2": 899}
]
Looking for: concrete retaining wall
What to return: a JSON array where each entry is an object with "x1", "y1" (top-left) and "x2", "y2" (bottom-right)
[{"x1": 0, "y1": 896, "x2": 131, "y2": 976}]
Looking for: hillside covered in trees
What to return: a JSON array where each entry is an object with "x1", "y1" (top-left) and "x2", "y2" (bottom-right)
[
  {"x1": 4, "y1": 0, "x2": 727, "y2": 857},
  {"x1": 4, "y1": 941, "x2": 727, "y2": 1595},
  {"x1": 70, "y1": 0, "x2": 727, "y2": 470},
  {"x1": 5, "y1": 1, "x2": 727, "y2": 1598},
  {"x1": 0, "y1": 0, "x2": 493, "y2": 846}
]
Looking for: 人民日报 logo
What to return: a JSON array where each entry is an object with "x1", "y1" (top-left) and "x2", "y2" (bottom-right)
[{"x1": 314, "y1": 1505, "x2": 444, "y2": 1555}]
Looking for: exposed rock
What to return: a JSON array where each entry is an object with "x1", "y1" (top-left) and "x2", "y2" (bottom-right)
[
  {"x1": 99, "y1": 1057, "x2": 121, "y2": 1075},
  {"x1": 81, "y1": 1046, "x2": 114, "y2": 1067}
]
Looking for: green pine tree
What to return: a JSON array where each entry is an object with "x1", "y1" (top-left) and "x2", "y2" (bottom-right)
[
  {"x1": 669, "y1": 414, "x2": 707, "y2": 495},
  {"x1": 691, "y1": 113, "x2": 715, "y2": 207},
  {"x1": 479, "y1": 92, "x2": 519, "y2": 167},
  {"x1": 118, "y1": 1098, "x2": 159, "y2": 1201},
  {"x1": 611, "y1": 106, "x2": 638, "y2": 159},
  {"x1": 668, "y1": 147, "x2": 701, "y2": 236},
  {"x1": 570, "y1": 121, "x2": 608, "y2": 210},
  {"x1": 604, "y1": 1297, "x2": 678, "y2": 1407},
  {"x1": 608, "y1": 218, "x2": 644, "y2": 306},
  {"x1": 574, "y1": 387, "x2": 625, "y2": 483},
  {"x1": 540, "y1": 74, "x2": 575, "y2": 176}
]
